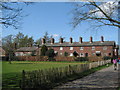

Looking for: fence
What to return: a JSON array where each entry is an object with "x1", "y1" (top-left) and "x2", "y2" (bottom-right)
[{"x1": 20, "y1": 60, "x2": 111, "y2": 89}]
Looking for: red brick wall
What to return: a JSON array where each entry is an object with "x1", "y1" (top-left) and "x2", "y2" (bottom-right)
[{"x1": 49, "y1": 46, "x2": 114, "y2": 57}]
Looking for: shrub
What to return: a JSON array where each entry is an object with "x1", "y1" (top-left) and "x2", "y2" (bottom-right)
[
  {"x1": 31, "y1": 51, "x2": 36, "y2": 56},
  {"x1": 75, "y1": 57, "x2": 89, "y2": 61},
  {"x1": 45, "y1": 49, "x2": 55, "y2": 61},
  {"x1": 73, "y1": 51, "x2": 78, "y2": 57},
  {"x1": 64, "y1": 52, "x2": 69, "y2": 57},
  {"x1": 103, "y1": 56, "x2": 111, "y2": 60},
  {"x1": 40, "y1": 45, "x2": 48, "y2": 56}
]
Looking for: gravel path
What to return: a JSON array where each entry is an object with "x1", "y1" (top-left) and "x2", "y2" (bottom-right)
[{"x1": 53, "y1": 65, "x2": 119, "y2": 90}]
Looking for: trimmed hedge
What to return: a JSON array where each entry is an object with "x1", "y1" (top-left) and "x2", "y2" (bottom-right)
[
  {"x1": 75, "y1": 57, "x2": 89, "y2": 62},
  {"x1": 103, "y1": 56, "x2": 112, "y2": 60}
]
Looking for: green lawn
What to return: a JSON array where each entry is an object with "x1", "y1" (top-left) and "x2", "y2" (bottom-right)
[{"x1": 2, "y1": 61, "x2": 86, "y2": 88}]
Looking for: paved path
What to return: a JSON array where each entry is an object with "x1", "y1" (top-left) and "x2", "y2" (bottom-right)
[{"x1": 53, "y1": 65, "x2": 119, "y2": 90}]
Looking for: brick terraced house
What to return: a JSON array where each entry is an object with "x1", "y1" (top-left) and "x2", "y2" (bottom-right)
[
  {"x1": 39, "y1": 36, "x2": 119, "y2": 57},
  {"x1": 15, "y1": 36, "x2": 119, "y2": 57}
]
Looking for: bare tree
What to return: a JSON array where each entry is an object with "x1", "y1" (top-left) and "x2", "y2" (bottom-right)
[
  {"x1": 71, "y1": 1, "x2": 120, "y2": 29},
  {"x1": 0, "y1": 2, "x2": 32, "y2": 29}
]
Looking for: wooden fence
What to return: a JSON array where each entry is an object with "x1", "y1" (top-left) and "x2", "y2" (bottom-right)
[{"x1": 20, "y1": 60, "x2": 111, "y2": 89}]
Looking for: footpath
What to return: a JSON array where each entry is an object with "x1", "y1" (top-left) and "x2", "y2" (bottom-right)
[{"x1": 53, "y1": 65, "x2": 119, "y2": 90}]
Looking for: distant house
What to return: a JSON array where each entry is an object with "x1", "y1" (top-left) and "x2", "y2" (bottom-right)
[
  {"x1": 0, "y1": 46, "x2": 6, "y2": 57},
  {"x1": 15, "y1": 47, "x2": 39, "y2": 56},
  {"x1": 0, "y1": 41, "x2": 6, "y2": 57}
]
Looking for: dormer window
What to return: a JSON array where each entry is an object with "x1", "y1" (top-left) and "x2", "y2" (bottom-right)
[
  {"x1": 60, "y1": 47, "x2": 63, "y2": 50},
  {"x1": 80, "y1": 47, "x2": 84, "y2": 50},
  {"x1": 70, "y1": 47, "x2": 73, "y2": 50}
]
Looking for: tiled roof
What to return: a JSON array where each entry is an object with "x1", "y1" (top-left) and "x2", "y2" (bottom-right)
[
  {"x1": 16, "y1": 47, "x2": 38, "y2": 52},
  {"x1": 16, "y1": 41, "x2": 116, "y2": 52},
  {"x1": 39, "y1": 41, "x2": 115, "y2": 47}
]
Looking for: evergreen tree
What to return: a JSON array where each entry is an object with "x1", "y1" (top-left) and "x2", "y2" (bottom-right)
[{"x1": 40, "y1": 45, "x2": 48, "y2": 56}]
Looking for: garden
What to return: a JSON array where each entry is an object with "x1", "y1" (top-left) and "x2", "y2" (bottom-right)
[
  {"x1": 2, "y1": 61, "x2": 86, "y2": 88},
  {"x1": 2, "y1": 60, "x2": 111, "y2": 89}
]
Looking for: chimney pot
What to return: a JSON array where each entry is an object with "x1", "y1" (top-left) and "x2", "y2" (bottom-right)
[
  {"x1": 80, "y1": 37, "x2": 83, "y2": 43},
  {"x1": 60, "y1": 38, "x2": 63, "y2": 44},
  {"x1": 90, "y1": 36, "x2": 93, "y2": 43},
  {"x1": 51, "y1": 38, "x2": 54, "y2": 44},
  {"x1": 101, "y1": 36, "x2": 104, "y2": 43},
  {"x1": 70, "y1": 37, "x2": 73, "y2": 44}
]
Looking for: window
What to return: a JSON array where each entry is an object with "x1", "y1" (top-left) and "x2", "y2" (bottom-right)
[
  {"x1": 70, "y1": 47, "x2": 73, "y2": 50},
  {"x1": 108, "y1": 53, "x2": 111, "y2": 56},
  {"x1": 104, "y1": 53, "x2": 107, "y2": 56},
  {"x1": 54, "y1": 51, "x2": 58, "y2": 53},
  {"x1": 80, "y1": 53, "x2": 84, "y2": 57},
  {"x1": 92, "y1": 46, "x2": 95, "y2": 50},
  {"x1": 70, "y1": 53, "x2": 73, "y2": 56},
  {"x1": 103, "y1": 46, "x2": 107, "y2": 50},
  {"x1": 85, "y1": 53, "x2": 88, "y2": 57},
  {"x1": 60, "y1": 47, "x2": 63, "y2": 50},
  {"x1": 92, "y1": 53, "x2": 95, "y2": 56},
  {"x1": 96, "y1": 51, "x2": 101, "y2": 56},
  {"x1": 60, "y1": 53, "x2": 62, "y2": 55},
  {"x1": 80, "y1": 47, "x2": 84, "y2": 50}
]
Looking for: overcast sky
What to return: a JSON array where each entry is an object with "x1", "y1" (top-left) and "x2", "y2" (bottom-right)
[{"x1": 2, "y1": 2, "x2": 118, "y2": 43}]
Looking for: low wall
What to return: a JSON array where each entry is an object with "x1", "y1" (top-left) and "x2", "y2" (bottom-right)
[{"x1": 17, "y1": 56, "x2": 110, "y2": 63}]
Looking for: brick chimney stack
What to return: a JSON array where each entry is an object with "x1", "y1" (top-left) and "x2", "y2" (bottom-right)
[
  {"x1": 80, "y1": 37, "x2": 83, "y2": 43},
  {"x1": 101, "y1": 36, "x2": 104, "y2": 43},
  {"x1": 42, "y1": 38, "x2": 45, "y2": 44},
  {"x1": 51, "y1": 38, "x2": 54, "y2": 44},
  {"x1": 60, "y1": 38, "x2": 63, "y2": 44},
  {"x1": 90, "y1": 36, "x2": 93, "y2": 43},
  {"x1": 70, "y1": 37, "x2": 73, "y2": 44}
]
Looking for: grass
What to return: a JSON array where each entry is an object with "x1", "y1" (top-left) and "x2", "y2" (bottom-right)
[
  {"x1": 2, "y1": 61, "x2": 86, "y2": 88},
  {"x1": 2, "y1": 61, "x2": 112, "y2": 89}
]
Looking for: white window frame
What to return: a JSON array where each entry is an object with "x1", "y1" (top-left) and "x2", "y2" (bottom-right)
[
  {"x1": 103, "y1": 46, "x2": 107, "y2": 50},
  {"x1": 60, "y1": 47, "x2": 63, "y2": 50},
  {"x1": 92, "y1": 46, "x2": 95, "y2": 50},
  {"x1": 80, "y1": 53, "x2": 84, "y2": 57},
  {"x1": 70, "y1": 53, "x2": 73, "y2": 56},
  {"x1": 60, "y1": 53, "x2": 62, "y2": 55},
  {"x1": 70, "y1": 47, "x2": 73, "y2": 50},
  {"x1": 80, "y1": 47, "x2": 84, "y2": 50}
]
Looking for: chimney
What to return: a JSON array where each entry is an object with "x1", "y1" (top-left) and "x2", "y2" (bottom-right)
[
  {"x1": 79, "y1": 37, "x2": 83, "y2": 43},
  {"x1": 70, "y1": 37, "x2": 73, "y2": 44},
  {"x1": 101, "y1": 36, "x2": 104, "y2": 43},
  {"x1": 60, "y1": 38, "x2": 63, "y2": 44},
  {"x1": 90, "y1": 36, "x2": 93, "y2": 43},
  {"x1": 42, "y1": 38, "x2": 45, "y2": 44},
  {"x1": 51, "y1": 38, "x2": 54, "y2": 44}
]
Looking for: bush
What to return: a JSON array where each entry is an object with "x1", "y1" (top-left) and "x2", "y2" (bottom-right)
[
  {"x1": 75, "y1": 57, "x2": 89, "y2": 61},
  {"x1": 73, "y1": 51, "x2": 78, "y2": 57},
  {"x1": 31, "y1": 51, "x2": 36, "y2": 56},
  {"x1": 103, "y1": 56, "x2": 111, "y2": 60},
  {"x1": 40, "y1": 45, "x2": 48, "y2": 56},
  {"x1": 45, "y1": 49, "x2": 55, "y2": 61},
  {"x1": 64, "y1": 52, "x2": 69, "y2": 57}
]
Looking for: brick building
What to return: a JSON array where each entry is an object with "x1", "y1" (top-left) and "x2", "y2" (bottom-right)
[{"x1": 39, "y1": 36, "x2": 119, "y2": 57}]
